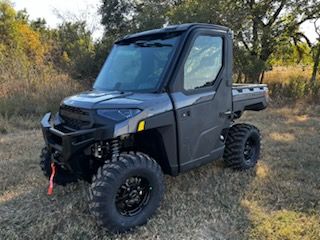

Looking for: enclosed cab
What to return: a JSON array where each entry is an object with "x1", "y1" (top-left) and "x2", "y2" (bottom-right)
[{"x1": 40, "y1": 23, "x2": 268, "y2": 232}]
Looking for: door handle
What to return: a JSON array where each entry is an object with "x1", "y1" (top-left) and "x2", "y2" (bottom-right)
[
  {"x1": 220, "y1": 110, "x2": 232, "y2": 118},
  {"x1": 224, "y1": 110, "x2": 232, "y2": 116}
]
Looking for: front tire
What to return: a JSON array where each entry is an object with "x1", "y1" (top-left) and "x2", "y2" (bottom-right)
[
  {"x1": 223, "y1": 124, "x2": 261, "y2": 170},
  {"x1": 88, "y1": 152, "x2": 164, "y2": 233}
]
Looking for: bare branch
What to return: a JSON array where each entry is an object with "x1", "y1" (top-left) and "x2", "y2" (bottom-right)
[
  {"x1": 267, "y1": 0, "x2": 286, "y2": 27},
  {"x1": 52, "y1": 3, "x2": 102, "y2": 36},
  {"x1": 297, "y1": 8, "x2": 320, "y2": 25},
  {"x1": 296, "y1": 32, "x2": 312, "y2": 47},
  {"x1": 236, "y1": 31, "x2": 251, "y2": 51},
  {"x1": 314, "y1": 19, "x2": 320, "y2": 37},
  {"x1": 241, "y1": 39, "x2": 251, "y2": 51}
]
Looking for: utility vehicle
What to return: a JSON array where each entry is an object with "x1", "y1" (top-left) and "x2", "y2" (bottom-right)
[{"x1": 40, "y1": 23, "x2": 268, "y2": 232}]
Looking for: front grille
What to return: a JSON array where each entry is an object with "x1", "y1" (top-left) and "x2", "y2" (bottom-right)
[
  {"x1": 59, "y1": 105, "x2": 91, "y2": 130},
  {"x1": 47, "y1": 131, "x2": 62, "y2": 145},
  {"x1": 54, "y1": 124, "x2": 73, "y2": 133}
]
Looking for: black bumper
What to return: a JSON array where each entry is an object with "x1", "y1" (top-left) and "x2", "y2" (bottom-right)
[{"x1": 41, "y1": 113, "x2": 113, "y2": 163}]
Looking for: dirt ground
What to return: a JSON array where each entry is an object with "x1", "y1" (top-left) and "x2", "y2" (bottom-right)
[{"x1": 0, "y1": 104, "x2": 320, "y2": 240}]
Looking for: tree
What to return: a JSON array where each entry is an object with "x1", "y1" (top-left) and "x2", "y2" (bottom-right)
[
  {"x1": 169, "y1": 0, "x2": 320, "y2": 83},
  {"x1": 55, "y1": 21, "x2": 96, "y2": 79},
  {"x1": 97, "y1": 0, "x2": 174, "y2": 74},
  {"x1": 290, "y1": 19, "x2": 320, "y2": 83},
  {"x1": 310, "y1": 20, "x2": 320, "y2": 83},
  {"x1": 99, "y1": 0, "x2": 137, "y2": 37},
  {"x1": 0, "y1": 1, "x2": 45, "y2": 64},
  {"x1": 0, "y1": 1, "x2": 100, "y2": 81},
  {"x1": 16, "y1": 8, "x2": 29, "y2": 23},
  {"x1": 30, "y1": 18, "x2": 47, "y2": 32},
  {"x1": 52, "y1": 3, "x2": 102, "y2": 39},
  {"x1": 0, "y1": 1, "x2": 19, "y2": 48},
  {"x1": 99, "y1": 0, "x2": 176, "y2": 37},
  {"x1": 269, "y1": 38, "x2": 312, "y2": 66}
]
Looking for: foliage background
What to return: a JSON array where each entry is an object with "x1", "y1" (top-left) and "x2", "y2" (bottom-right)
[
  {"x1": 1, "y1": 0, "x2": 320, "y2": 117},
  {"x1": 0, "y1": 1, "x2": 320, "y2": 239}
]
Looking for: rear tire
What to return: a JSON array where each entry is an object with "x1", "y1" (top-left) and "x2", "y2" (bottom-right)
[
  {"x1": 88, "y1": 152, "x2": 164, "y2": 233},
  {"x1": 223, "y1": 124, "x2": 261, "y2": 170}
]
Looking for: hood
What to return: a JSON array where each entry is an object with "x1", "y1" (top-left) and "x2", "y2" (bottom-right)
[
  {"x1": 63, "y1": 90, "x2": 135, "y2": 109},
  {"x1": 62, "y1": 90, "x2": 173, "y2": 116}
]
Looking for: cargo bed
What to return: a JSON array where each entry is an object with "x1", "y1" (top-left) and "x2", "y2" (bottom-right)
[{"x1": 232, "y1": 84, "x2": 268, "y2": 118}]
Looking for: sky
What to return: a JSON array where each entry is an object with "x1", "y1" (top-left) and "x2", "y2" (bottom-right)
[
  {"x1": 12, "y1": 0, "x2": 318, "y2": 43},
  {"x1": 13, "y1": 0, "x2": 103, "y2": 39}
]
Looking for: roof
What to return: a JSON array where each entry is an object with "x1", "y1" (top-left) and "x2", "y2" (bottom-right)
[{"x1": 119, "y1": 23, "x2": 230, "y2": 42}]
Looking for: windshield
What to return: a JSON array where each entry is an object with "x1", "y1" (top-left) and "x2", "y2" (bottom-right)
[{"x1": 93, "y1": 32, "x2": 181, "y2": 92}]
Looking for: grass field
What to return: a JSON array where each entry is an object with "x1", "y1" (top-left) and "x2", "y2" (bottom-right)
[{"x1": 0, "y1": 103, "x2": 320, "y2": 240}]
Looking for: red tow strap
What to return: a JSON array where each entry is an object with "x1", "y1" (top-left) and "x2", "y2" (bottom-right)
[{"x1": 48, "y1": 163, "x2": 56, "y2": 195}]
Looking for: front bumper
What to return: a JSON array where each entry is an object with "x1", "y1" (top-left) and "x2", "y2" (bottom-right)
[{"x1": 41, "y1": 113, "x2": 113, "y2": 163}]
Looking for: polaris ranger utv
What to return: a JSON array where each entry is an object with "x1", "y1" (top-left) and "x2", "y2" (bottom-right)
[{"x1": 40, "y1": 23, "x2": 268, "y2": 232}]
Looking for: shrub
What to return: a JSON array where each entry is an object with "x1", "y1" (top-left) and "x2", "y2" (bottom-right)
[
  {"x1": 268, "y1": 76, "x2": 320, "y2": 102},
  {"x1": 0, "y1": 63, "x2": 84, "y2": 116}
]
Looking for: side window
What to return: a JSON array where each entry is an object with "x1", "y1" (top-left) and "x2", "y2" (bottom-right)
[{"x1": 183, "y1": 35, "x2": 223, "y2": 90}]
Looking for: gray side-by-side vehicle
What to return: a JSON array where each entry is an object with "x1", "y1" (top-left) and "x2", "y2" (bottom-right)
[{"x1": 40, "y1": 23, "x2": 268, "y2": 232}]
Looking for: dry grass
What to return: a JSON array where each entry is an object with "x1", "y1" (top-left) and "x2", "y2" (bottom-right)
[
  {"x1": 0, "y1": 115, "x2": 40, "y2": 134},
  {"x1": 263, "y1": 66, "x2": 320, "y2": 102},
  {"x1": 0, "y1": 104, "x2": 320, "y2": 240},
  {"x1": 0, "y1": 63, "x2": 85, "y2": 116},
  {"x1": 0, "y1": 74, "x2": 84, "y2": 116},
  {"x1": 264, "y1": 66, "x2": 312, "y2": 84}
]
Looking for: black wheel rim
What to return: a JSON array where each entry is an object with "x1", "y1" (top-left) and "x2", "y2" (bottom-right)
[
  {"x1": 244, "y1": 137, "x2": 256, "y2": 164},
  {"x1": 116, "y1": 176, "x2": 151, "y2": 217}
]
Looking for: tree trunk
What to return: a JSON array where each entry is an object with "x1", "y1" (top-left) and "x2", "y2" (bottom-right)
[
  {"x1": 245, "y1": 74, "x2": 248, "y2": 83},
  {"x1": 247, "y1": 71, "x2": 262, "y2": 84},
  {"x1": 260, "y1": 70, "x2": 265, "y2": 84},
  {"x1": 237, "y1": 71, "x2": 242, "y2": 83},
  {"x1": 311, "y1": 44, "x2": 320, "y2": 83}
]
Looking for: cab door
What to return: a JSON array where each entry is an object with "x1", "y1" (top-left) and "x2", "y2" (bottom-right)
[{"x1": 170, "y1": 29, "x2": 233, "y2": 172}]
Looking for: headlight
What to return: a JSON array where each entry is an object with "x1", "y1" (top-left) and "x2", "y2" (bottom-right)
[{"x1": 97, "y1": 109, "x2": 141, "y2": 121}]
